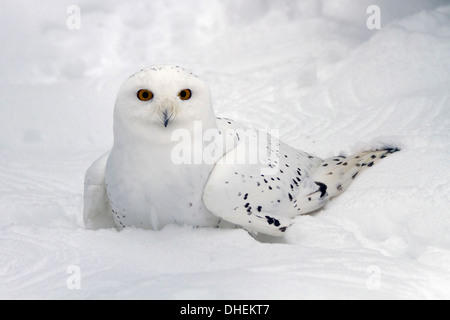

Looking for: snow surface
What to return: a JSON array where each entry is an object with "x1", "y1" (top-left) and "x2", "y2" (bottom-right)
[{"x1": 1, "y1": 0, "x2": 450, "y2": 299}]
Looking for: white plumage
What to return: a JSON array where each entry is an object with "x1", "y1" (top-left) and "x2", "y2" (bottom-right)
[{"x1": 84, "y1": 65, "x2": 398, "y2": 236}]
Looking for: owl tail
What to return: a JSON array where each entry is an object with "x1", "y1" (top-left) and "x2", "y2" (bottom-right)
[{"x1": 310, "y1": 147, "x2": 400, "y2": 199}]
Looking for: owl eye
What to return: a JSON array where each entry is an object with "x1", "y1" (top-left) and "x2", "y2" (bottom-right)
[
  {"x1": 137, "y1": 89, "x2": 153, "y2": 101},
  {"x1": 178, "y1": 89, "x2": 192, "y2": 100}
]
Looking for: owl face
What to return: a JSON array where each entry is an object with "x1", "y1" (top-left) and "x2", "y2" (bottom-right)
[{"x1": 114, "y1": 66, "x2": 213, "y2": 137}]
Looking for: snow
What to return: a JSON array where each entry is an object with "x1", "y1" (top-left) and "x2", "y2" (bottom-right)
[{"x1": 1, "y1": 0, "x2": 450, "y2": 299}]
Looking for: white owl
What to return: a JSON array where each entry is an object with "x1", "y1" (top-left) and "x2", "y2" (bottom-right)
[{"x1": 83, "y1": 65, "x2": 398, "y2": 236}]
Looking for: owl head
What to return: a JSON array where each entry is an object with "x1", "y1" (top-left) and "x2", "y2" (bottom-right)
[{"x1": 113, "y1": 65, "x2": 216, "y2": 144}]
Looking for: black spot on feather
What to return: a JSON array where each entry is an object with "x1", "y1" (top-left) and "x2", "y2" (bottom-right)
[{"x1": 314, "y1": 182, "x2": 328, "y2": 198}]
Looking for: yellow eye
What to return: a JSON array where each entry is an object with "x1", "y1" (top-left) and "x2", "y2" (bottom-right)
[
  {"x1": 137, "y1": 89, "x2": 153, "y2": 101},
  {"x1": 178, "y1": 89, "x2": 192, "y2": 100}
]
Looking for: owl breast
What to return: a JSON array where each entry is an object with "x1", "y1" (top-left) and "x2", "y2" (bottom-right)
[{"x1": 104, "y1": 145, "x2": 220, "y2": 230}]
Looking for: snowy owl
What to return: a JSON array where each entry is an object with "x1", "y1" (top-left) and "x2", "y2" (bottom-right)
[{"x1": 83, "y1": 65, "x2": 399, "y2": 236}]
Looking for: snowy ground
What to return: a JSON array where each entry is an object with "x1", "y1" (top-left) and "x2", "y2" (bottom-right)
[{"x1": 1, "y1": 0, "x2": 450, "y2": 299}]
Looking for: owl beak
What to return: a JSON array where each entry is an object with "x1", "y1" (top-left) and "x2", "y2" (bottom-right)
[
  {"x1": 158, "y1": 97, "x2": 176, "y2": 127},
  {"x1": 163, "y1": 110, "x2": 170, "y2": 127}
]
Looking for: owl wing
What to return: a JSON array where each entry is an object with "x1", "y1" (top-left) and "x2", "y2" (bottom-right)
[
  {"x1": 203, "y1": 119, "x2": 323, "y2": 236},
  {"x1": 83, "y1": 151, "x2": 116, "y2": 229}
]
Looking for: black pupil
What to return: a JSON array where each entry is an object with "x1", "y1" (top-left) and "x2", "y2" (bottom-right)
[
  {"x1": 142, "y1": 91, "x2": 149, "y2": 99},
  {"x1": 180, "y1": 90, "x2": 187, "y2": 98}
]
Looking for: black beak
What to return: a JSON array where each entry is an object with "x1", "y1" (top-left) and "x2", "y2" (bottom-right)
[{"x1": 163, "y1": 110, "x2": 170, "y2": 127}]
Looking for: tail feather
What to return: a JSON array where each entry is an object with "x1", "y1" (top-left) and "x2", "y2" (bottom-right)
[{"x1": 311, "y1": 147, "x2": 400, "y2": 199}]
